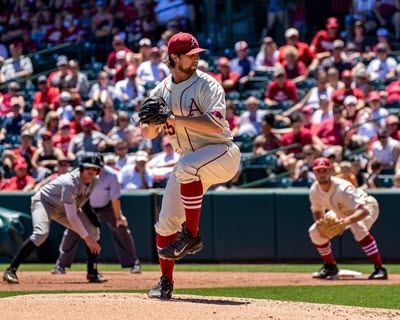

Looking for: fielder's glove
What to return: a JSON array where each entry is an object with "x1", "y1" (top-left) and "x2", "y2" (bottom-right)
[
  {"x1": 137, "y1": 96, "x2": 172, "y2": 125},
  {"x1": 316, "y1": 212, "x2": 345, "y2": 239}
]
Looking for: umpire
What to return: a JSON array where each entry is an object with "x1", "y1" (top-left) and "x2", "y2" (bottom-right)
[
  {"x1": 51, "y1": 157, "x2": 141, "y2": 274},
  {"x1": 3, "y1": 154, "x2": 106, "y2": 284}
]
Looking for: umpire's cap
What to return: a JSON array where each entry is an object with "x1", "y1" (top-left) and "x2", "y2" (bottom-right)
[{"x1": 79, "y1": 153, "x2": 103, "y2": 169}]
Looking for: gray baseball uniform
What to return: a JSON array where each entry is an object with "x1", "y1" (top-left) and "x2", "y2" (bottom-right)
[
  {"x1": 30, "y1": 168, "x2": 100, "y2": 246},
  {"x1": 55, "y1": 166, "x2": 139, "y2": 268}
]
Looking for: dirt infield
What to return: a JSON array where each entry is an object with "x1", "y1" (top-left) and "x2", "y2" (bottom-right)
[{"x1": 1, "y1": 271, "x2": 400, "y2": 320}]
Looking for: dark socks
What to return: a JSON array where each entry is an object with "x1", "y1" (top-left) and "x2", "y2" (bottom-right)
[
  {"x1": 86, "y1": 245, "x2": 98, "y2": 274},
  {"x1": 9, "y1": 238, "x2": 37, "y2": 270}
]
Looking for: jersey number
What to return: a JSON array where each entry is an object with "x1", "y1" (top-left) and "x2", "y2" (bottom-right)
[{"x1": 164, "y1": 121, "x2": 176, "y2": 136}]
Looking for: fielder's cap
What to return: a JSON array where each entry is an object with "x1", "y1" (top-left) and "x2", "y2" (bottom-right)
[
  {"x1": 21, "y1": 130, "x2": 33, "y2": 138},
  {"x1": 377, "y1": 27, "x2": 389, "y2": 37},
  {"x1": 116, "y1": 50, "x2": 126, "y2": 60},
  {"x1": 301, "y1": 106, "x2": 313, "y2": 114},
  {"x1": 368, "y1": 90, "x2": 380, "y2": 101},
  {"x1": 38, "y1": 75, "x2": 47, "y2": 83},
  {"x1": 333, "y1": 39, "x2": 345, "y2": 49},
  {"x1": 386, "y1": 114, "x2": 399, "y2": 124},
  {"x1": 139, "y1": 38, "x2": 151, "y2": 47},
  {"x1": 341, "y1": 69, "x2": 352, "y2": 79},
  {"x1": 313, "y1": 157, "x2": 332, "y2": 170},
  {"x1": 56, "y1": 55, "x2": 68, "y2": 66},
  {"x1": 59, "y1": 119, "x2": 71, "y2": 129},
  {"x1": 234, "y1": 40, "x2": 248, "y2": 51},
  {"x1": 125, "y1": 64, "x2": 137, "y2": 76},
  {"x1": 344, "y1": 95, "x2": 357, "y2": 106},
  {"x1": 285, "y1": 28, "x2": 299, "y2": 38},
  {"x1": 218, "y1": 57, "x2": 230, "y2": 67},
  {"x1": 326, "y1": 17, "x2": 339, "y2": 28},
  {"x1": 81, "y1": 116, "x2": 93, "y2": 127},
  {"x1": 14, "y1": 158, "x2": 28, "y2": 170},
  {"x1": 168, "y1": 32, "x2": 208, "y2": 55},
  {"x1": 42, "y1": 130, "x2": 53, "y2": 138},
  {"x1": 60, "y1": 91, "x2": 72, "y2": 102},
  {"x1": 135, "y1": 150, "x2": 149, "y2": 162}
]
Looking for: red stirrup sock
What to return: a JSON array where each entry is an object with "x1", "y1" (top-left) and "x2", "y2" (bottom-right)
[
  {"x1": 180, "y1": 180, "x2": 203, "y2": 238},
  {"x1": 315, "y1": 241, "x2": 336, "y2": 264},
  {"x1": 157, "y1": 233, "x2": 178, "y2": 282},
  {"x1": 359, "y1": 234, "x2": 383, "y2": 266}
]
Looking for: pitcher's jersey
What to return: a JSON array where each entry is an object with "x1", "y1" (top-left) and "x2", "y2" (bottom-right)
[
  {"x1": 309, "y1": 176, "x2": 372, "y2": 217},
  {"x1": 151, "y1": 70, "x2": 233, "y2": 156}
]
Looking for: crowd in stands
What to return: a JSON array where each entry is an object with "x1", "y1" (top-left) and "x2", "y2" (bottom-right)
[{"x1": 1, "y1": 0, "x2": 400, "y2": 191}]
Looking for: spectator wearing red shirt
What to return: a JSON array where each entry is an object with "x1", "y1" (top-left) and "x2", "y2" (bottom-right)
[
  {"x1": 315, "y1": 105, "x2": 353, "y2": 146},
  {"x1": 3, "y1": 158, "x2": 36, "y2": 191},
  {"x1": 383, "y1": 65, "x2": 400, "y2": 103},
  {"x1": 225, "y1": 100, "x2": 240, "y2": 136},
  {"x1": 69, "y1": 106, "x2": 96, "y2": 134},
  {"x1": 33, "y1": 75, "x2": 59, "y2": 110},
  {"x1": 43, "y1": 13, "x2": 66, "y2": 46},
  {"x1": 212, "y1": 57, "x2": 241, "y2": 93},
  {"x1": 62, "y1": 12, "x2": 85, "y2": 45},
  {"x1": 277, "y1": 28, "x2": 318, "y2": 71},
  {"x1": 253, "y1": 113, "x2": 281, "y2": 155},
  {"x1": 281, "y1": 46, "x2": 308, "y2": 84},
  {"x1": 113, "y1": 50, "x2": 129, "y2": 84},
  {"x1": 47, "y1": 56, "x2": 72, "y2": 88},
  {"x1": 310, "y1": 17, "x2": 342, "y2": 56},
  {"x1": 52, "y1": 120, "x2": 76, "y2": 159},
  {"x1": 331, "y1": 70, "x2": 365, "y2": 109},
  {"x1": 104, "y1": 35, "x2": 132, "y2": 76},
  {"x1": 265, "y1": 67, "x2": 299, "y2": 107},
  {"x1": 280, "y1": 113, "x2": 313, "y2": 157},
  {"x1": 0, "y1": 81, "x2": 20, "y2": 116}
]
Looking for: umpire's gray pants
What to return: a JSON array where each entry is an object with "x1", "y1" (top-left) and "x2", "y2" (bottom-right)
[
  {"x1": 30, "y1": 199, "x2": 100, "y2": 247},
  {"x1": 56, "y1": 202, "x2": 139, "y2": 268}
]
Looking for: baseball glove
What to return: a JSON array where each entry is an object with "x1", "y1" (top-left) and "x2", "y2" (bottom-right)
[
  {"x1": 317, "y1": 212, "x2": 345, "y2": 239},
  {"x1": 137, "y1": 96, "x2": 172, "y2": 125}
]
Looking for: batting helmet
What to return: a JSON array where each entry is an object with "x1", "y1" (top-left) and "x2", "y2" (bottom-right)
[{"x1": 79, "y1": 153, "x2": 103, "y2": 173}]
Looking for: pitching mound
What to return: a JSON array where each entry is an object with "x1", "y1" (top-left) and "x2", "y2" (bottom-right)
[{"x1": 2, "y1": 293, "x2": 400, "y2": 320}]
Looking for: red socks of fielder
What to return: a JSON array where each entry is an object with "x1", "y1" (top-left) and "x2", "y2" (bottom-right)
[
  {"x1": 359, "y1": 233, "x2": 383, "y2": 267},
  {"x1": 315, "y1": 241, "x2": 336, "y2": 265},
  {"x1": 181, "y1": 180, "x2": 203, "y2": 238}
]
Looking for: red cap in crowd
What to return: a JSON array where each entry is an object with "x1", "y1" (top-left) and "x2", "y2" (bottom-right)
[
  {"x1": 81, "y1": 116, "x2": 94, "y2": 127},
  {"x1": 43, "y1": 130, "x2": 53, "y2": 138},
  {"x1": 301, "y1": 106, "x2": 313, "y2": 114},
  {"x1": 368, "y1": 90, "x2": 381, "y2": 101},
  {"x1": 341, "y1": 70, "x2": 352, "y2": 79},
  {"x1": 14, "y1": 158, "x2": 28, "y2": 170},
  {"x1": 234, "y1": 40, "x2": 248, "y2": 51},
  {"x1": 326, "y1": 17, "x2": 339, "y2": 29},
  {"x1": 218, "y1": 57, "x2": 230, "y2": 67},
  {"x1": 168, "y1": 32, "x2": 208, "y2": 55},
  {"x1": 386, "y1": 114, "x2": 399, "y2": 125},
  {"x1": 313, "y1": 157, "x2": 332, "y2": 170}
]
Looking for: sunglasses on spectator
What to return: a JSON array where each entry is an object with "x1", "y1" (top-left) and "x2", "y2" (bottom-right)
[
  {"x1": 106, "y1": 162, "x2": 116, "y2": 165},
  {"x1": 42, "y1": 136, "x2": 51, "y2": 141},
  {"x1": 9, "y1": 88, "x2": 19, "y2": 91},
  {"x1": 377, "y1": 49, "x2": 387, "y2": 53},
  {"x1": 378, "y1": 135, "x2": 387, "y2": 139},
  {"x1": 58, "y1": 162, "x2": 69, "y2": 166},
  {"x1": 61, "y1": 126, "x2": 70, "y2": 130},
  {"x1": 116, "y1": 146, "x2": 128, "y2": 151},
  {"x1": 83, "y1": 166, "x2": 98, "y2": 171},
  {"x1": 119, "y1": 118, "x2": 128, "y2": 121}
]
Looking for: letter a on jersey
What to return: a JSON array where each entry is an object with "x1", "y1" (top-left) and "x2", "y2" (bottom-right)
[{"x1": 187, "y1": 99, "x2": 203, "y2": 116}]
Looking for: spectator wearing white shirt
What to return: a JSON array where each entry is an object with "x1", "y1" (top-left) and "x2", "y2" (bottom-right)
[
  {"x1": 0, "y1": 42, "x2": 33, "y2": 84},
  {"x1": 136, "y1": 47, "x2": 170, "y2": 85},
  {"x1": 366, "y1": 43, "x2": 397, "y2": 81},
  {"x1": 57, "y1": 91, "x2": 74, "y2": 121},
  {"x1": 369, "y1": 128, "x2": 398, "y2": 173},
  {"x1": 114, "y1": 65, "x2": 145, "y2": 108},
  {"x1": 358, "y1": 91, "x2": 388, "y2": 139},
  {"x1": 119, "y1": 151, "x2": 154, "y2": 190},
  {"x1": 311, "y1": 94, "x2": 333, "y2": 127},
  {"x1": 113, "y1": 139, "x2": 135, "y2": 171}
]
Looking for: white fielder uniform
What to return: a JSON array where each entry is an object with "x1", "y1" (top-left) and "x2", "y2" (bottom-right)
[
  {"x1": 150, "y1": 69, "x2": 242, "y2": 236},
  {"x1": 308, "y1": 176, "x2": 379, "y2": 244}
]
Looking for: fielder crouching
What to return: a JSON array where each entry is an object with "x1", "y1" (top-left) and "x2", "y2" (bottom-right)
[
  {"x1": 309, "y1": 157, "x2": 387, "y2": 280},
  {"x1": 3, "y1": 154, "x2": 107, "y2": 284}
]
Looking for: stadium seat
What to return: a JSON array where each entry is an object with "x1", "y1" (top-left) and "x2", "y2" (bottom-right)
[
  {"x1": 295, "y1": 78, "x2": 316, "y2": 90},
  {"x1": 378, "y1": 175, "x2": 393, "y2": 188}
]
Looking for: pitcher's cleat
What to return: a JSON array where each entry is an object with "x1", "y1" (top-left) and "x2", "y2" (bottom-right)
[
  {"x1": 3, "y1": 268, "x2": 19, "y2": 284},
  {"x1": 148, "y1": 275, "x2": 173, "y2": 299},
  {"x1": 158, "y1": 229, "x2": 203, "y2": 260}
]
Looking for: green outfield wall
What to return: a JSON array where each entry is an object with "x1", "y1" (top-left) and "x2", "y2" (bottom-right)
[{"x1": 0, "y1": 190, "x2": 398, "y2": 263}]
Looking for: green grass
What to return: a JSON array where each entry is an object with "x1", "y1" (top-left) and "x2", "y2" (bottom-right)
[{"x1": 1, "y1": 263, "x2": 399, "y2": 273}]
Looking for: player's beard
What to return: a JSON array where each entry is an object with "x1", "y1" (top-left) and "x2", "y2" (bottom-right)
[{"x1": 177, "y1": 62, "x2": 197, "y2": 75}]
